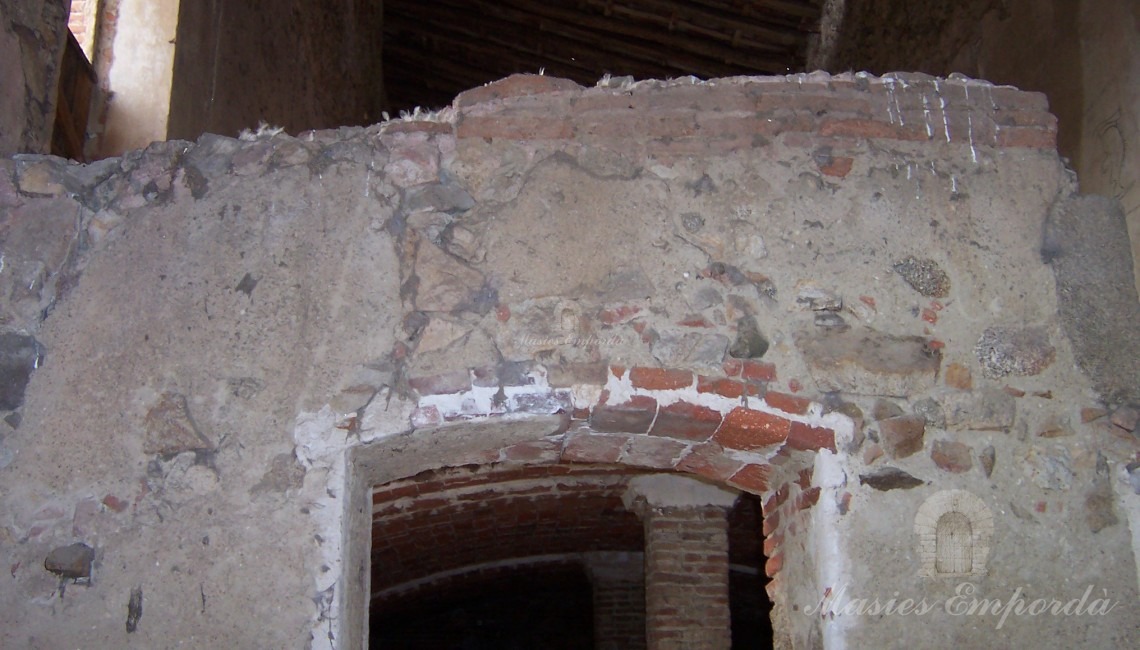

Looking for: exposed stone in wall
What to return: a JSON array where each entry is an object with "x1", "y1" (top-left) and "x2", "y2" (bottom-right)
[{"x1": 0, "y1": 71, "x2": 1137, "y2": 649}]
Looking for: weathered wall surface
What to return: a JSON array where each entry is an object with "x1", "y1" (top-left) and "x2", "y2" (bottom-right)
[
  {"x1": 0, "y1": 73, "x2": 1138, "y2": 649},
  {"x1": 0, "y1": 0, "x2": 69, "y2": 157},
  {"x1": 817, "y1": 0, "x2": 1140, "y2": 294},
  {"x1": 166, "y1": 0, "x2": 385, "y2": 145}
]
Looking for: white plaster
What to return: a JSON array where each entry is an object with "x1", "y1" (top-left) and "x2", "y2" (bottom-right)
[
  {"x1": 815, "y1": 450, "x2": 852, "y2": 650},
  {"x1": 623, "y1": 473, "x2": 739, "y2": 509},
  {"x1": 291, "y1": 408, "x2": 350, "y2": 650},
  {"x1": 1116, "y1": 464, "x2": 1140, "y2": 595}
]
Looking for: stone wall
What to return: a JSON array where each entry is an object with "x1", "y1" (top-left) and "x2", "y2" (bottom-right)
[
  {"x1": 0, "y1": 72, "x2": 1138, "y2": 648},
  {"x1": 0, "y1": 0, "x2": 69, "y2": 157}
]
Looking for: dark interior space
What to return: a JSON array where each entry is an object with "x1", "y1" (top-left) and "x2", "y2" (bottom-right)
[
  {"x1": 370, "y1": 465, "x2": 771, "y2": 648},
  {"x1": 372, "y1": 563, "x2": 595, "y2": 649},
  {"x1": 381, "y1": 0, "x2": 823, "y2": 114}
]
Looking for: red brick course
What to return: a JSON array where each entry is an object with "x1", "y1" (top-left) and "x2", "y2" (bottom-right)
[{"x1": 447, "y1": 73, "x2": 1058, "y2": 157}]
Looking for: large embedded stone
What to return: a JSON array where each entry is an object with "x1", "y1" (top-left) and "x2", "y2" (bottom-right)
[
  {"x1": 974, "y1": 326, "x2": 1055, "y2": 378},
  {"x1": 412, "y1": 239, "x2": 487, "y2": 313},
  {"x1": 143, "y1": 393, "x2": 215, "y2": 458},
  {"x1": 1043, "y1": 194, "x2": 1140, "y2": 404},
  {"x1": 893, "y1": 256, "x2": 950, "y2": 297},
  {"x1": 878, "y1": 414, "x2": 926, "y2": 459},
  {"x1": 0, "y1": 333, "x2": 41, "y2": 410},
  {"x1": 931, "y1": 440, "x2": 973, "y2": 473},
  {"x1": 941, "y1": 389, "x2": 1015, "y2": 431},
  {"x1": 728, "y1": 315, "x2": 769, "y2": 359},
  {"x1": 44, "y1": 543, "x2": 94, "y2": 580},
  {"x1": 858, "y1": 467, "x2": 924, "y2": 491},
  {"x1": 796, "y1": 327, "x2": 940, "y2": 397}
]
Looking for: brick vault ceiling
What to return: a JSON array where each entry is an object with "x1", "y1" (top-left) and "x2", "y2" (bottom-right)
[
  {"x1": 382, "y1": 0, "x2": 824, "y2": 113},
  {"x1": 369, "y1": 464, "x2": 766, "y2": 612}
]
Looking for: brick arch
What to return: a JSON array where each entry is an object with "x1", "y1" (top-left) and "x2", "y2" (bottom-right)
[
  {"x1": 345, "y1": 361, "x2": 850, "y2": 648},
  {"x1": 400, "y1": 361, "x2": 848, "y2": 495}
]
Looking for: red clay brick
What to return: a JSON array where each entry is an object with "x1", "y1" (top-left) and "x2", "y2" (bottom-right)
[
  {"x1": 574, "y1": 86, "x2": 756, "y2": 113},
  {"x1": 675, "y1": 443, "x2": 744, "y2": 482},
  {"x1": 728, "y1": 463, "x2": 771, "y2": 493},
  {"x1": 762, "y1": 510, "x2": 780, "y2": 536},
  {"x1": 764, "y1": 552, "x2": 783, "y2": 578},
  {"x1": 795, "y1": 467, "x2": 813, "y2": 490},
  {"x1": 741, "y1": 361, "x2": 776, "y2": 382},
  {"x1": 457, "y1": 115, "x2": 572, "y2": 140},
  {"x1": 763, "y1": 484, "x2": 789, "y2": 514},
  {"x1": 576, "y1": 114, "x2": 697, "y2": 139},
  {"x1": 598, "y1": 305, "x2": 641, "y2": 325},
  {"x1": 796, "y1": 486, "x2": 821, "y2": 510},
  {"x1": 560, "y1": 432, "x2": 628, "y2": 464},
  {"x1": 786, "y1": 422, "x2": 837, "y2": 452},
  {"x1": 381, "y1": 120, "x2": 453, "y2": 135},
  {"x1": 714, "y1": 407, "x2": 791, "y2": 450},
  {"x1": 410, "y1": 406, "x2": 443, "y2": 428},
  {"x1": 818, "y1": 118, "x2": 927, "y2": 141},
  {"x1": 987, "y1": 86, "x2": 1050, "y2": 112},
  {"x1": 819, "y1": 156, "x2": 854, "y2": 178},
  {"x1": 455, "y1": 73, "x2": 582, "y2": 107},
  {"x1": 995, "y1": 125, "x2": 1056, "y2": 149},
  {"x1": 764, "y1": 391, "x2": 812, "y2": 415},
  {"x1": 101, "y1": 495, "x2": 128, "y2": 513},
  {"x1": 697, "y1": 375, "x2": 745, "y2": 399},
  {"x1": 629, "y1": 367, "x2": 693, "y2": 391},
  {"x1": 501, "y1": 440, "x2": 561, "y2": 463},
  {"x1": 649, "y1": 401, "x2": 724, "y2": 442},
  {"x1": 590, "y1": 395, "x2": 658, "y2": 433},
  {"x1": 722, "y1": 359, "x2": 743, "y2": 376},
  {"x1": 763, "y1": 532, "x2": 784, "y2": 556},
  {"x1": 677, "y1": 315, "x2": 715, "y2": 328}
]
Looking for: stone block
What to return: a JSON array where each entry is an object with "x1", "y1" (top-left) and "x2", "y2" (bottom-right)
[
  {"x1": 931, "y1": 440, "x2": 973, "y2": 473},
  {"x1": 858, "y1": 467, "x2": 924, "y2": 491},
  {"x1": 878, "y1": 414, "x2": 925, "y2": 459},
  {"x1": 975, "y1": 326, "x2": 1055, "y2": 378},
  {"x1": 143, "y1": 393, "x2": 214, "y2": 458},
  {"x1": 0, "y1": 333, "x2": 41, "y2": 410},
  {"x1": 796, "y1": 327, "x2": 941, "y2": 397},
  {"x1": 620, "y1": 435, "x2": 688, "y2": 469},
  {"x1": 44, "y1": 543, "x2": 94, "y2": 580},
  {"x1": 561, "y1": 431, "x2": 628, "y2": 464},
  {"x1": 941, "y1": 389, "x2": 1015, "y2": 431}
]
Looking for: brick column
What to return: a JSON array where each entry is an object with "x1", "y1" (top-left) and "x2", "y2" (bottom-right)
[
  {"x1": 585, "y1": 552, "x2": 647, "y2": 650},
  {"x1": 624, "y1": 475, "x2": 739, "y2": 650}
]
